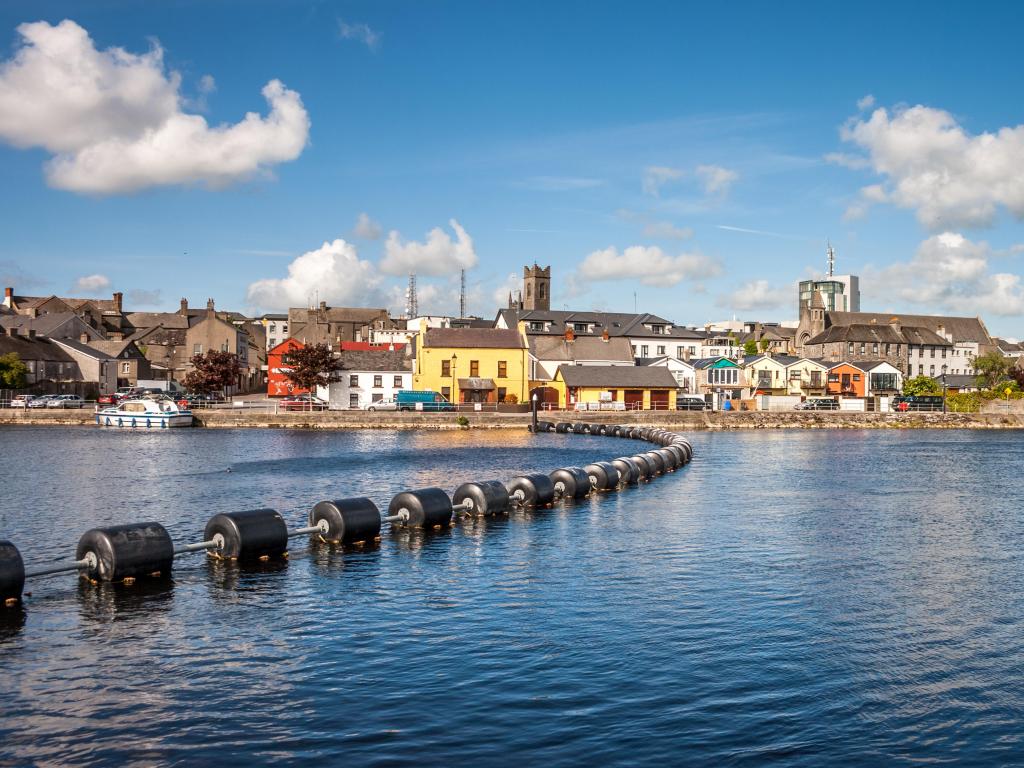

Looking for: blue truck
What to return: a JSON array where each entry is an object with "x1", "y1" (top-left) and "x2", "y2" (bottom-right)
[{"x1": 396, "y1": 390, "x2": 456, "y2": 412}]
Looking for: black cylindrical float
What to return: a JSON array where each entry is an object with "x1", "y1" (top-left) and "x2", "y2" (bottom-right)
[
  {"x1": 664, "y1": 444, "x2": 687, "y2": 465},
  {"x1": 537, "y1": 421, "x2": 556, "y2": 433},
  {"x1": 0, "y1": 541, "x2": 25, "y2": 606},
  {"x1": 310, "y1": 497, "x2": 382, "y2": 544},
  {"x1": 506, "y1": 474, "x2": 556, "y2": 507},
  {"x1": 388, "y1": 488, "x2": 453, "y2": 528},
  {"x1": 655, "y1": 448, "x2": 679, "y2": 470},
  {"x1": 584, "y1": 461, "x2": 620, "y2": 491},
  {"x1": 630, "y1": 428, "x2": 644, "y2": 439},
  {"x1": 571, "y1": 422, "x2": 588, "y2": 434},
  {"x1": 204, "y1": 509, "x2": 288, "y2": 561},
  {"x1": 555, "y1": 422, "x2": 571, "y2": 433},
  {"x1": 76, "y1": 522, "x2": 174, "y2": 582},
  {"x1": 611, "y1": 457, "x2": 640, "y2": 485},
  {"x1": 641, "y1": 451, "x2": 666, "y2": 475},
  {"x1": 452, "y1": 480, "x2": 511, "y2": 516},
  {"x1": 549, "y1": 467, "x2": 591, "y2": 499},
  {"x1": 631, "y1": 454, "x2": 653, "y2": 479}
]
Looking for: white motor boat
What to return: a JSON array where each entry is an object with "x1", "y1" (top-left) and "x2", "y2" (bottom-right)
[{"x1": 95, "y1": 396, "x2": 194, "y2": 428}]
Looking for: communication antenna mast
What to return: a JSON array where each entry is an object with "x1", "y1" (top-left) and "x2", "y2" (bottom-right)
[
  {"x1": 459, "y1": 269, "x2": 466, "y2": 318},
  {"x1": 405, "y1": 274, "x2": 418, "y2": 319},
  {"x1": 826, "y1": 240, "x2": 836, "y2": 278}
]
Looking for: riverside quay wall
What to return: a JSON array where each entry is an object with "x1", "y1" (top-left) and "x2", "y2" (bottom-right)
[{"x1": 3, "y1": 408, "x2": 1024, "y2": 430}]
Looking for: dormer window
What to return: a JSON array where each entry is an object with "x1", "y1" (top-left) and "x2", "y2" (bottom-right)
[
  {"x1": 529, "y1": 321, "x2": 544, "y2": 332},
  {"x1": 573, "y1": 322, "x2": 588, "y2": 333},
  {"x1": 651, "y1": 324, "x2": 665, "y2": 335}
]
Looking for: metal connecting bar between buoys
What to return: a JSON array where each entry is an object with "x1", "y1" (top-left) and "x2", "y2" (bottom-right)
[
  {"x1": 287, "y1": 520, "x2": 329, "y2": 538},
  {"x1": 173, "y1": 538, "x2": 221, "y2": 556},
  {"x1": 24, "y1": 553, "x2": 96, "y2": 579}
]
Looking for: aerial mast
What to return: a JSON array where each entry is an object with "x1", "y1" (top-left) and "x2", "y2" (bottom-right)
[
  {"x1": 826, "y1": 240, "x2": 835, "y2": 278},
  {"x1": 405, "y1": 274, "x2": 418, "y2": 319},
  {"x1": 459, "y1": 269, "x2": 466, "y2": 319}
]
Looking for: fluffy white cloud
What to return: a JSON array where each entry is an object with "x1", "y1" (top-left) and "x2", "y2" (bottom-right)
[
  {"x1": 380, "y1": 219, "x2": 477, "y2": 276},
  {"x1": 338, "y1": 19, "x2": 380, "y2": 50},
  {"x1": 578, "y1": 245, "x2": 721, "y2": 287},
  {"x1": 71, "y1": 274, "x2": 110, "y2": 293},
  {"x1": 857, "y1": 94, "x2": 876, "y2": 111},
  {"x1": 642, "y1": 166, "x2": 684, "y2": 197},
  {"x1": 837, "y1": 104, "x2": 1024, "y2": 229},
  {"x1": 353, "y1": 212, "x2": 382, "y2": 240},
  {"x1": 695, "y1": 164, "x2": 738, "y2": 196},
  {"x1": 492, "y1": 272, "x2": 521, "y2": 307},
  {"x1": 0, "y1": 20, "x2": 309, "y2": 194},
  {"x1": 246, "y1": 239, "x2": 380, "y2": 311},
  {"x1": 871, "y1": 232, "x2": 1024, "y2": 316},
  {"x1": 722, "y1": 280, "x2": 789, "y2": 311}
]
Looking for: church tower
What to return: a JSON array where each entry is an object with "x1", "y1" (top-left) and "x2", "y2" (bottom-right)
[{"x1": 522, "y1": 264, "x2": 551, "y2": 311}]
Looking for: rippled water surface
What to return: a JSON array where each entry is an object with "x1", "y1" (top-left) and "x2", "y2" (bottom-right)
[{"x1": 1, "y1": 427, "x2": 1023, "y2": 766}]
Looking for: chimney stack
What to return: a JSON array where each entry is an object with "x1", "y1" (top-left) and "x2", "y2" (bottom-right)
[
  {"x1": 206, "y1": 298, "x2": 215, "y2": 314},
  {"x1": 601, "y1": 327, "x2": 609, "y2": 342},
  {"x1": 319, "y1": 300, "x2": 327, "y2": 311},
  {"x1": 112, "y1": 292, "x2": 123, "y2": 313},
  {"x1": 80, "y1": 333, "x2": 89, "y2": 343},
  {"x1": 179, "y1": 298, "x2": 189, "y2": 315},
  {"x1": 3, "y1": 286, "x2": 12, "y2": 304},
  {"x1": 27, "y1": 329, "x2": 36, "y2": 339},
  {"x1": 564, "y1": 327, "x2": 575, "y2": 342},
  {"x1": 888, "y1": 316, "x2": 901, "y2": 334}
]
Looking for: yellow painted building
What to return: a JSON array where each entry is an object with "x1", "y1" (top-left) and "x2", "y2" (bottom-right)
[
  {"x1": 552, "y1": 365, "x2": 679, "y2": 410},
  {"x1": 413, "y1": 324, "x2": 530, "y2": 403}
]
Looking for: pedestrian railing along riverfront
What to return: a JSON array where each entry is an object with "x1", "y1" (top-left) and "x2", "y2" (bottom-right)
[{"x1": 0, "y1": 424, "x2": 694, "y2": 609}]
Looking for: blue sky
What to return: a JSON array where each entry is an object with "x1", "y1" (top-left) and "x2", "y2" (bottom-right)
[{"x1": 1, "y1": 1, "x2": 1023, "y2": 335}]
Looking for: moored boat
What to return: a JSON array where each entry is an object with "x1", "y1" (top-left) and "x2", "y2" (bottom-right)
[{"x1": 95, "y1": 396, "x2": 193, "y2": 428}]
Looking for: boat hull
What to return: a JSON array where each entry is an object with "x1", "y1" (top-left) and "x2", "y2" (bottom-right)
[{"x1": 95, "y1": 411, "x2": 194, "y2": 428}]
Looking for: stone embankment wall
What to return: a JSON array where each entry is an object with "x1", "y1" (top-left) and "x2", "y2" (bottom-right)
[{"x1": 2, "y1": 408, "x2": 1024, "y2": 430}]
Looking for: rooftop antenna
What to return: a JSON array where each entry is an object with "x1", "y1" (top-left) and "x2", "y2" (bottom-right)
[
  {"x1": 405, "y1": 274, "x2": 418, "y2": 319},
  {"x1": 459, "y1": 268, "x2": 466, "y2": 318},
  {"x1": 633, "y1": 291, "x2": 637, "y2": 313},
  {"x1": 826, "y1": 240, "x2": 835, "y2": 278}
]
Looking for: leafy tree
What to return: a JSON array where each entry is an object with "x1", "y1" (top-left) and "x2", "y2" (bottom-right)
[
  {"x1": 183, "y1": 350, "x2": 240, "y2": 393},
  {"x1": 742, "y1": 340, "x2": 759, "y2": 356},
  {"x1": 903, "y1": 375, "x2": 942, "y2": 396},
  {"x1": 973, "y1": 350, "x2": 1012, "y2": 390},
  {"x1": 0, "y1": 352, "x2": 28, "y2": 388},
  {"x1": 759, "y1": 338, "x2": 771, "y2": 353},
  {"x1": 284, "y1": 344, "x2": 341, "y2": 393}
]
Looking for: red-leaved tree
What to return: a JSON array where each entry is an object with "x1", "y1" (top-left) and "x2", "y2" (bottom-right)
[{"x1": 183, "y1": 350, "x2": 241, "y2": 393}]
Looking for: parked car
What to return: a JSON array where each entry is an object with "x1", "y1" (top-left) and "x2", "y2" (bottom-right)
[
  {"x1": 676, "y1": 395, "x2": 710, "y2": 411},
  {"x1": 396, "y1": 390, "x2": 455, "y2": 412},
  {"x1": 9, "y1": 394, "x2": 36, "y2": 408},
  {"x1": 47, "y1": 394, "x2": 84, "y2": 409},
  {"x1": 795, "y1": 397, "x2": 839, "y2": 410},
  {"x1": 281, "y1": 394, "x2": 329, "y2": 411},
  {"x1": 893, "y1": 395, "x2": 944, "y2": 412},
  {"x1": 363, "y1": 398, "x2": 398, "y2": 411},
  {"x1": 27, "y1": 395, "x2": 55, "y2": 408},
  {"x1": 97, "y1": 393, "x2": 118, "y2": 405}
]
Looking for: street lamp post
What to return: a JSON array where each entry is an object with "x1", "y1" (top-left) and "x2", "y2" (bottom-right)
[
  {"x1": 531, "y1": 392, "x2": 539, "y2": 431},
  {"x1": 450, "y1": 354, "x2": 457, "y2": 406},
  {"x1": 941, "y1": 363, "x2": 947, "y2": 413}
]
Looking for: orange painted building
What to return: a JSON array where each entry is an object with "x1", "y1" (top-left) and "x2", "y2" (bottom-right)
[
  {"x1": 267, "y1": 338, "x2": 307, "y2": 397},
  {"x1": 826, "y1": 362, "x2": 867, "y2": 397}
]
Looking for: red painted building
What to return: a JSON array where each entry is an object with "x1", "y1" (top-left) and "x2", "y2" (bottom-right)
[{"x1": 267, "y1": 338, "x2": 306, "y2": 397}]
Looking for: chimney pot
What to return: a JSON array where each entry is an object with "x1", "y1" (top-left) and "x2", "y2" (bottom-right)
[
  {"x1": 565, "y1": 327, "x2": 575, "y2": 342},
  {"x1": 3, "y1": 286, "x2": 12, "y2": 300},
  {"x1": 113, "y1": 291, "x2": 123, "y2": 313},
  {"x1": 80, "y1": 333, "x2": 89, "y2": 343},
  {"x1": 601, "y1": 328, "x2": 609, "y2": 342},
  {"x1": 207, "y1": 298, "x2": 215, "y2": 312},
  {"x1": 180, "y1": 298, "x2": 189, "y2": 315}
]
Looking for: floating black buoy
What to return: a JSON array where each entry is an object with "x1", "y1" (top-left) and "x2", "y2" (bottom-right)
[
  {"x1": 452, "y1": 480, "x2": 511, "y2": 516},
  {"x1": 588, "y1": 423, "x2": 605, "y2": 436},
  {"x1": 555, "y1": 422, "x2": 571, "y2": 433},
  {"x1": 76, "y1": 522, "x2": 174, "y2": 582},
  {"x1": 641, "y1": 451, "x2": 666, "y2": 475},
  {"x1": 654, "y1": 448, "x2": 679, "y2": 470},
  {"x1": 548, "y1": 467, "x2": 591, "y2": 499},
  {"x1": 0, "y1": 541, "x2": 25, "y2": 606},
  {"x1": 611, "y1": 457, "x2": 640, "y2": 485},
  {"x1": 388, "y1": 488, "x2": 454, "y2": 528},
  {"x1": 630, "y1": 454, "x2": 654, "y2": 480},
  {"x1": 506, "y1": 474, "x2": 556, "y2": 507},
  {"x1": 204, "y1": 509, "x2": 288, "y2": 561},
  {"x1": 664, "y1": 444, "x2": 687, "y2": 465},
  {"x1": 310, "y1": 497, "x2": 382, "y2": 544},
  {"x1": 584, "y1": 461, "x2": 620, "y2": 491}
]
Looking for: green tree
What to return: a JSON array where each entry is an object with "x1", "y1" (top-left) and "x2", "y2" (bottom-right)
[
  {"x1": 183, "y1": 350, "x2": 241, "y2": 394},
  {"x1": 743, "y1": 340, "x2": 759, "y2": 356},
  {"x1": 284, "y1": 343, "x2": 342, "y2": 393},
  {"x1": 903, "y1": 375, "x2": 942, "y2": 396},
  {"x1": 972, "y1": 350, "x2": 1011, "y2": 390},
  {"x1": 759, "y1": 338, "x2": 771, "y2": 353},
  {"x1": 0, "y1": 352, "x2": 28, "y2": 388}
]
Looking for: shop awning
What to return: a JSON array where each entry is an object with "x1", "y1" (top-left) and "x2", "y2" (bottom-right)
[{"x1": 458, "y1": 377, "x2": 496, "y2": 390}]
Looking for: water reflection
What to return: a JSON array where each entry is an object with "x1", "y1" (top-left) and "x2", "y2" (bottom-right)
[{"x1": 76, "y1": 577, "x2": 175, "y2": 624}]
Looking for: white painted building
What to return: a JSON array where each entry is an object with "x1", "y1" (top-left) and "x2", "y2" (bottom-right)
[
  {"x1": 638, "y1": 356, "x2": 697, "y2": 394},
  {"x1": 314, "y1": 349, "x2": 412, "y2": 409}
]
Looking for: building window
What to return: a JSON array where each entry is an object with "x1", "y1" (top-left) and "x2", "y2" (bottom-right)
[
  {"x1": 573, "y1": 322, "x2": 588, "y2": 333},
  {"x1": 497, "y1": 361, "x2": 507, "y2": 378},
  {"x1": 282, "y1": 324, "x2": 288, "y2": 333},
  {"x1": 372, "y1": 392, "x2": 383, "y2": 402},
  {"x1": 657, "y1": 345, "x2": 666, "y2": 356},
  {"x1": 441, "y1": 386, "x2": 451, "y2": 399},
  {"x1": 896, "y1": 345, "x2": 901, "y2": 355},
  {"x1": 497, "y1": 387, "x2": 507, "y2": 401},
  {"x1": 393, "y1": 375, "x2": 403, "y2": 387},
  {"x1": 121, "y1": 362, "x2": 131, "y2": 373},
  {"x1": 349, "y1": 393, "x2": 359, "y2": 408},
  {"x1": 529, "y1": 321, "x2": 544, "y2": 332},
  {"x1": 930, "y1": 347, "x2": 936, "y2": 358},
  {"x1": 641, "y1": 345, "x2": 649, "y2": 357},
  {"x1": 859, "y1": 342, "x2": 866, "y2": 354},
  {"x1": 470, "y1": 360, "x2": 479, "y2": 377},
  {"x1": 373, "y1": 375, "x2": 383, "y2": 388},
  {"x1": 853, "y1": 374, "x2": 861, "y2": 381},
  {"x1": 872, "y1": 343, "x2": 878, "y2": 354},
  {"x1": 269, "y1": 323, "x2": 276, "y2": 333},
  {"x1": 941, "y1": 348, "x2": 947, "y2": 358},
  {"x1": 194, "y1": 344, "x2": 202, "y2": 355},
  {"x1": 885, "y1": 343, "x2": 891, "y2": 355},
  {"x1": 848, "y1": 342, "x2": 854, "y2": 354},
  {"x1": 441, "y1": 360, "x2": 451, "y2": 377},
  {"x1": 221, "y1": 342, "x2": 229, "y2": 352},
  {"x1": 349, "y1": 374, "x2": 359, "y2": 387},
  {"x1": 538, "y1": 284, "x2": 546, "y2": 300},
  {"x1": 930, "y1": 365, "x2": 935, "y2": 375},
  {"x1": 919, "y1": 365, "x2": 924, "y2": 375},
  {"x1": 676, "y1": 346, "x2": 684, "y2": 359}
]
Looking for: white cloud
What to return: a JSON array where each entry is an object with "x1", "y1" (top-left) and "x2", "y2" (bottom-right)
[
  {"x1": 695, "y1": 164, "x2": 738, "y2": 196},
  {"x1": 338, "y1": 19, "x2": 380, "y2": 50},
  {"x1": 837, "y1": 103, "x2": 1024, "y2": 229},
  {"x1": 578, "y1": 245, "x2": 721, "y2": 287},
  {"x1": 380, "y1": 219, "x2": 478, "y2": 276},
  {"x1": 642, "y1": 220, "x2": 693, "y2": 240},
  {"x1": 246, "y1": 239, "x2": 381, "y2": 311},
  {"x1": 871, "y1": 232, "x2": 1024, "y2": 316},
  {"x1": 127, "y1": 288, "x2": 161, "y2": 306},
  {"x1": 493, "y1": 272, "x2": 521, "y2": 307},
  {"x1": 857, "y1": 94, "x2": 876, "y2": 111},
  {"x1": 642, "y1": 166, "x2": 684, "y2": 197},
  {"x1": 71, "y1": 273, "x2": 110, "y2": 293},
  {"x1": 0, "y1": 20, "x2": 309, "y2": 194},
  {"x1": 198, "y1": 74, "x2": 216, "y2": 95},
  {"x1": 353, "y1": 212, "x2": 382, "y2": 240},
  {"x1": 721, "y1": 280, "x2": 789, "y2": 311}
]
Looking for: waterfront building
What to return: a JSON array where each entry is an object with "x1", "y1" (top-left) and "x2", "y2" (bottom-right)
[
  {"x1": 529, "y1": 329, "x2": 634, "y2": 381},
  {"x1": 267, "y1": 339, "x2": 306, "y2": 397},
  {"x1": 261, "y1": 313, "x2": 289, "y2": 351},
  {"x1": 0, "y1": 326, "x2": 90, "y2": 394},
  {"x1": 316, "y1": 348, "x2": 413, "y2": 409},
  {"x1": 0, "y1": 311, "x2": 105, "y2": 342},
  {"x1": 692, "y1": 357, "x2": 746, "y2": 404},
  {"x1": 635, "y1": 355, "x2": 698, "y2": 394},
  {"x1": 413, "y1": 325, "x2": 530, "y2": 404},
  {"x1": 84, "y1": 339, "x2": 152, "y2": 387},
  {"x1": 825, "y1": 361, "x2": 903, "y2": 398},
  {"x1": 744, "y1": 354, "x2": 801, "y2": 396},
  {"x1": 783, "y1": 358, "x2": 830, "y2": 397},
  {"x1": 3, "y1": 286, "x2": 130, "y2": 339},
  {"x1": 551, "y1": 364, "x2": 679, "y2": 410},
  {"x1": 288, "y1": 303, "x2": 394, "y2": 348}
]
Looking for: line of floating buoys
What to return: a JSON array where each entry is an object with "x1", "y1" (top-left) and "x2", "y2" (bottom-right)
[{"x1": 0, "y1": 423, "x2": 693, "y2": 607}]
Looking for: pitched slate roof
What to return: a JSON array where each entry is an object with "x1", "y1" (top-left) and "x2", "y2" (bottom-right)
[
  {"x1": 826, "y1": 311, "x2": 991, "y2": 344},
  {"x1": 126, "y1": 312, "x2": 191, "y2": 330},
  {"x1": 499, "y1": 309, "x2": 703, "y2": 339},
  {"x1": 806, "y1": 323, "x2": 950, "y2": 346},
  {"x1": 556, "y1": 364, "x2": 678, "y2": 388},
  {"x1": 529, "y1": 334, "x2": 634, "y2": 362},
  {"x1": 51, "y1": 337, "x2": 116, "y2": 360},
  {"x1": 0, "y1": 332, "x2": 76, "y2": 362},
  {"x1": 743, "y1": 354, "x2": 802, "y2": 367},
  {"x1": 690, "y1": 356, "x2": 740, "y2": 369},
  {"x1": 0, "y1": 312, "x2": 100, "y2": 339},
  {"x1": 423, "y1": 327, "x2": 525, "y2": 349},
  {"x1": 339, "y1": 349, "x2": 411, "y2": 372},
  {"x1": 87, "y1": 340, "x2": 141, "y2": 358},
  {"x1": 932, "y1": 374, "x2": 978, "y2": 388}
]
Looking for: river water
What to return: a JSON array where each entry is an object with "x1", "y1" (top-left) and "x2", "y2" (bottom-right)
[{"x1": 1, "y1": 427, "x2": 1022, "y2": 766}]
